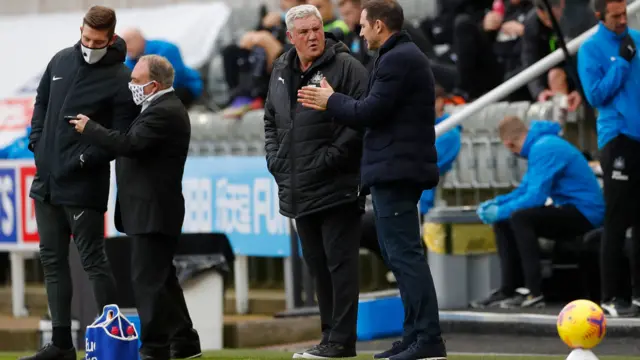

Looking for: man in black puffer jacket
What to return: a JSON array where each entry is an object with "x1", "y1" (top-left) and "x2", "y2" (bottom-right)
[
  {"x1": 22, "y1": 6, "x2": 139, "y2": 360},
  {"x1": 263, "y1": 4, "x2": 368, "y2": 358}
]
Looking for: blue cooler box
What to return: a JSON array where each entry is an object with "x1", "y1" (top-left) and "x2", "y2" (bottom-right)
[
  {"x1": 120, "y1": 309, "x2": 142, "y2": 352},
  {"x1": 357, "y1": 293, "x2": 404, "y2": 341}
]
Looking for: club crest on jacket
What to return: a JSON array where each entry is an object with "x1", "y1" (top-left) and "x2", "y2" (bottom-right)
[{"x1": 308, "y1": 71, "x2": 324, "y2": 87}]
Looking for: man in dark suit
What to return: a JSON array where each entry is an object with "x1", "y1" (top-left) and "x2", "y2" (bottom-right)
[
  {"x1": 69, "y1": 54, "x2": 201, "y2": 360},
  {"x1": 297, "y1": 1, "x2": 446, "y2": 359}
]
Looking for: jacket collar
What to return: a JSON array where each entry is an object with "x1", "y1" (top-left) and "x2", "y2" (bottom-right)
[
  {"x1": 142, "y1": 87, "x2": 175, "y2": 112},
  {"x1": 378, "y1": 30, "x2": 412, "y2": 57},
  {"x1": 597, "y1": 22, "x2": 628, "y2": 41}
]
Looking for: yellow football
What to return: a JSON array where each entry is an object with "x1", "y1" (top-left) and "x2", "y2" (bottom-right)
[{"x1": 557, "y1": 299, "x2": 607, "y2": 349}]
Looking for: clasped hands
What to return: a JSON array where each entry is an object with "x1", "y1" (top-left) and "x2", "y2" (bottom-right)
[
  {"x1": 476, "y1": 199, "x2": 500, "y2": 225},
  {"x1": 296, "y1": 77, "x2": 334, "y2": 111}
]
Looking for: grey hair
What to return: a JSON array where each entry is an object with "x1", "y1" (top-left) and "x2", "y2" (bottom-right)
[
  {"x1": 140, "y1": 54, "x2": 174, "y2": 88},
  {"x1": 285, "y1": 4, "x2": 323, "y2": 31}
]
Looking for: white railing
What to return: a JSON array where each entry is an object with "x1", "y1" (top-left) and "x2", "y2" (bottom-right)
[{"x1": 435, "y1": 0, "x2": 640, "y2": 137}]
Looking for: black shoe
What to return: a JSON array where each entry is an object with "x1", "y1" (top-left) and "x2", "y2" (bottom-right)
[
  {"x1": 293, "y1": 343, "x2": 325, "y2": 359},
  {"x1": 601, "y1": 298, "x2": 639, "y2": 318},
  {"x1": 499, "y1": 288, "x2": 545, "y2": 309},
  {"x1": 297, "y1": 343, "x2": 356, "y2": 359},
  {"x1": 469, "y1": 289, "x2": 511, "y2": 309},
  {"x1": 19, "y1": 343, "x2": 76, "y2": 360},
  {"x1": 171, "y1": 329, "x2": 202, "y2": 359},
  {"x1": 632, "y1": 297, "x2": 640, "y2": 309},
  {"x1": 373, "y1": 341, "x2": 411, "y2": 359},
  {"x1": 389, "y1": 339, "x2": 447, "y2": 360}
]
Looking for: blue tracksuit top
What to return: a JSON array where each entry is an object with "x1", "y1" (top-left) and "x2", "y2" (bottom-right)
[
  {"x1": 419, "y1": 114, "x2": 462, "y2": 214},
  {"x1": 494, "y1": 121, "x2": 604, "y2": 227},
  {"x1": 125, "y1": 39, "x2": 203, "y2": 98},
  {"x1": 578, "y1": 23, "x2": 640, "y2": 149}
]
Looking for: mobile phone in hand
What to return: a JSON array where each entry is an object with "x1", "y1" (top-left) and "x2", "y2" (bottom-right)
[{"x1": 64, "y1": 116, "x2": 78, "y2": 121}]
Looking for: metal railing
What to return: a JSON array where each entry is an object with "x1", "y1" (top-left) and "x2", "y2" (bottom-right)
[{"x1": 435, "y1": 0, "x2": 640, "y2": 138}]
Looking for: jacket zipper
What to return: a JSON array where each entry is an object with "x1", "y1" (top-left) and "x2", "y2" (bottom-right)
[
  {"x1": 289, "y1": 73, "x2": 298, "y2": 217},
  {"x1": 60, "y1": 67, "x2": 82, "y2": 119}
]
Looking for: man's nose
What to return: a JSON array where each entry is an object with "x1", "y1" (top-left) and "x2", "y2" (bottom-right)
[{"x1": 308, "y1": 31, "x2": 317, "y2": 40}]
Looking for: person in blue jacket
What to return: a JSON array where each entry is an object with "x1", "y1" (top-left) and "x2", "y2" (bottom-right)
[
  {"x1": 577, "y1": 0, "x2": 640, "y2": 317},
  {"x1": 419, "y1": 87, "x2": 462, "y2": 216},
  {"x1": 472, "y1": 116, "x2": 604, "y2": 309},
  {"x1": 121, "y1": 28, "x2": 203, "y2": 108},
  {"x1": 0, "y1": 127, "x2": 34, "y2": 160}
]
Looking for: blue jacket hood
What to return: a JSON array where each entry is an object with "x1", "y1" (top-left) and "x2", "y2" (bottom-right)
[{"x1": 521, "y1": 121, "x2": 562, "y2": 158}]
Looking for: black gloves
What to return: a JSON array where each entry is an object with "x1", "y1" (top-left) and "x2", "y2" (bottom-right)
[{"x1": 620, "y1": 34, "x2": 636, "y2": 62}]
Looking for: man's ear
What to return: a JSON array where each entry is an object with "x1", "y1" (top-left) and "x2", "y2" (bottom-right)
[
  {"x1": 109, "y1": 34, "x2": 117, "y2": 46},
  {"x1": 286, "y1": 31, "x2": 293, "y2": 43},
  {"x1": 375, "y1": 19, "x2": 383, "y2": 34}
]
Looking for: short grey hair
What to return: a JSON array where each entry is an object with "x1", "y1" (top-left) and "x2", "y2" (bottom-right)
[
  {"x1": 140, "y1": 54, "x2": 174, "y2": 88},
  {"x1": 285, "y1": 4, "x2": 323, "y2": 31}
]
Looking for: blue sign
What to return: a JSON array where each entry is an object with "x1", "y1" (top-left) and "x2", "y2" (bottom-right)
[
  {"x1": 181, "y1": 156, "x2": 290, "y2": 257},
  {"x1": 0, "y1": 168, "x2": 17, "y2": 244}
]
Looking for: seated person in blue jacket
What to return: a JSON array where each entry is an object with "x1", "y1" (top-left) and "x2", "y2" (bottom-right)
[
  {"x1": 419, "y1": 85, "x2": 463, "y2": 216},
  {"x1": 472, "y1": 116, "x2": 604, "y2": 309},
  {"x1": 121, "y1": 28, "x2": 203, "y2": 108}
]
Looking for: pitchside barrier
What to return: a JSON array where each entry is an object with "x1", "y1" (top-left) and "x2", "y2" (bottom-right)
[{"x1": 0, "y1": 156, "x2": 292, "y2": 317}]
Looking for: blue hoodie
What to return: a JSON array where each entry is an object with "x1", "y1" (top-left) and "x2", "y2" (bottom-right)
[
  {"x1": 125, "y1": 39, "x2": 203, "y2": 99},
  {"x1": 578, "y1": 23, "x2": 640, "y2": 149},
  {"x1": 419, "y1": 114, "x2": 462, "y2": 214},
  {"x1": 494, "y1": 121, "x2": 604, "y2": 227}
]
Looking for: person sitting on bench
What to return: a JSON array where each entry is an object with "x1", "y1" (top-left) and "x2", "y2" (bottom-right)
[
  {"x1": 471, "y1": 116, "x2": 604, "y2": 309},
  {"x1": 419, "y1": 84, "x2": 463, "y2": 218}
]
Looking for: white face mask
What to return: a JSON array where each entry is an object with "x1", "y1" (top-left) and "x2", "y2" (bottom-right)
[
  {"x1": 129, "y1": 81, "x2": 154, "y2": 105},
  {"x1": 81, "y1": 44, "x2": 108, "y2": 64}
]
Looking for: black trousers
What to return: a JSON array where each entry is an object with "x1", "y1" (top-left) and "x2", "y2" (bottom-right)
[
  {"x1": 452, "y1": 14, "x2": 531, "y2": 101},
  {"x1": 370, "y1": 183, "x2": 441, "y2": 345},
  {"x1": 295, "y1": 202, "x2": 362, "y2": 347},
  {"x1": 494, "y1": 206, "x2": 593, "y2": 296},
  {"x1": 601, "y1": 135, "x2": 640, "y2": 300},
  {"x1": 174, "y1": 87, "x2": 196, "y2": 109},
  {"x1": 35, "y1": 200, "x2": 117, "y2": 327},
  {"x1": 131, "y1": 233, "x2": 195, "y2": 358},
  {"x1": 0, "y1": 252, "x2": 8, "y2": 284}
]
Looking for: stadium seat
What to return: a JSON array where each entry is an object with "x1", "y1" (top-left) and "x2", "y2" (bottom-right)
[
  {"x1": 491, "y1": 138, "x2": 517, "y2": 188},
  {"x1": 526, "y1": 101, "x2": 554, "y2": 123},
  {"x1": 472, "y1": 135, "x2": 493, "y2": 189},
  {"x1": 483, "y1": 102, "x2": 510, "y2": 131},
  {"x1": 453, "y1": 136, "x2": 475, "y2": 189},
  {"x1": 505, "y1": 101, "x2": 531, "y2": 122}
]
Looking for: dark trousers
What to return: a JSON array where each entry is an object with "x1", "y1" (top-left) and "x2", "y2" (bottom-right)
[
  {"x1": 601, "y1": 135, "x2": 640, "y2": 300},
  {"x1": 221, "y1": 44, "x2": 270, "y2": 100},
  {"x1": 131, "y1": 233, "x2": 194, "y2": 358},
  {"x1": 295, "y1": 203, "x2": 361, "y2": 346},
  {"x1": 494, "y1": 206, "x2": 593, "y2": 296},
  {"x1": 0, "y1": 252, "x2": 8, "y2": 284},
  {"x1": 452, "y1": 14, "x2": 531, "y2": 101},
  {"x1": 370, "y1": 183, "x2": 441, "y2": 345},
  {"x1": 35, "y1": 200, "x2": 117, "y2": 328},
  {"x1": 174, "y1": 87, "x2": 196, "y2": 109}
]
